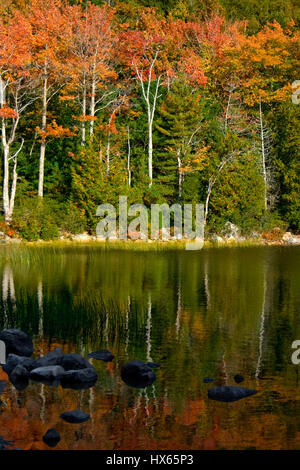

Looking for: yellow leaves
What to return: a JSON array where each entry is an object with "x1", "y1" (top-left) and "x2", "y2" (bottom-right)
[
  {"x1": 72, "y1": 115, "x2": 97, "y2": 122},
  {"x1": 59, "y1": 95, "x2": 75, "y2": 101}
]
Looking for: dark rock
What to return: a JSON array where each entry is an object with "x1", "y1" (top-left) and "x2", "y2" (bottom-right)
[
  {"x1": 3, "y1": 354, "x2": 36, "y2": 375},
  {"x1": 234, "y1": 374, "x2": 244, "y2": 384},
  {"x1": 61, "y1": 353, "x2": 93, "y2": 371},
  {"x1": 9, "y1": 365, "x2": 30, "y2": 391},
  {"x1": 10, "y1": 364, "x2": 29, "y2": 382},
  {"x1": 0, "y1": 380, "x2": 6, "y2": 393},
  {"x1": 30, "y1": 365, "x2": 65, "y2": 385},
  {"x1": 43, "y1": 428, "x2": 61, "y2": 448},
  {"x1": 88, "y1": 350, "x2": 114, "y2": 362},
  {"x1": 0, "y1": 329, "x2": 33, "y2": 357},
  {"x1": 121, "y1": 360, "x2": 156, "y2": 389},
  {"x1": 61, "y1": 367, "x2": 98, "y2": 390},
  {"x1": 145, "y1": 362, "x2": 161, "y2": 368},
  {"x1": 203, "y1": 377, "x2": 214, "y2": 383},
  {"x1": 208, "y1": 386, "x2": 258, "y2": 402},
  {"x1": 33, "y1": 348, "x2": 63, "y2": 369},
  {"x1": 60, "y1": 410, "x2": 90, "y2": 424},
  {"x1": 0, "y1": 435, "x2": 14, "y2": 450}
]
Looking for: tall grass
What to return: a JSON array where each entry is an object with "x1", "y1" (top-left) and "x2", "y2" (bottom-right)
[{"x1": 0, "y1": 238, "x2": 269, "y2": 266}]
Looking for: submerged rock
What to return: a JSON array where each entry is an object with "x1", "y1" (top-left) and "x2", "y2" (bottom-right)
[
  {"x1": 43, "y1": 428, "x2": 61, "y2": 448},
  {"x1": 60, "y1": 410, "x2": 90, "y2": 424},
  {"x1": 145, "y1": 362, "x2": 161, "y2": 368},
  {"x1": 88, "y1": 350, "x2": 114, "y2": 362},
  {"x1": 33, "y1": 348, "x2": 63, "y2": 369},
  {"x1": 208, "y1": 386, "x2": 258, "y2": 402},
  {"x1": 203, "y1": 377, "x2": 214, "y2": 383},
  {"x1": 30, "y1": 365, "x2": 65, "y2": 385},
  {"x1": 3, "y1": 354, "x2": 36, "y2": 375},
  {"x1": 10, "y1": 364, "x2": 29, "y2": 382},
  {"x1": 0, "y1": 329, "x2": 33, "y2": 357},
  {"x1": 61, "y1": 367, "x2": 98, "y2": 390},
  {"x1": 0, "y1": 380, "x2": 6, "y2": 393},
  {"x1": 0, "y1": 436, "x2": 14, "y2": 450},
  {"x1": 121, "y1": 360, "x2": 156, "y2": 389},
  {"x1": 9, "y1": 365, "x2": 30, "y2": 391},
  {"x1": 61, "y1": 353, "x2": 93, "y2": 371},
  {"x1": 234, "y1": 374, "x2": 244, "y2": 384}
]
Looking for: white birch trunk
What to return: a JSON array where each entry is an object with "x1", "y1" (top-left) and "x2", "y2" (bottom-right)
[
  {"x1": 177, "y1": 151, "x2": 182, "y2": 198},
  {"x1": 81, "y1": 76, "x2": 87, "y2": 146},
  {"x1": 89, "y1": 76, "x2": 96, "y2": 137},
  {"x1": 38, "y1": 72, "x2": 48, "y2": 198},
  {"x1": 259, "y1": 98, "x2": 268, "y2": 210}
]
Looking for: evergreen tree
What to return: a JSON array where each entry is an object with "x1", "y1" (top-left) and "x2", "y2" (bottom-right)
[{"x1": 155, "y1": 81, "x2": 205, "y2": 202}]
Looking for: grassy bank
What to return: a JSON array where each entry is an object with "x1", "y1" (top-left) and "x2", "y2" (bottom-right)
[{"x1": 0, "y1": 237, "x2": 293, "y2": 264}]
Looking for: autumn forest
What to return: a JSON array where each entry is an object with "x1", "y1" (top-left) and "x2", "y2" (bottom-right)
[{"x1": 0, "y1": 0, "x2": 300, "y2": 240}]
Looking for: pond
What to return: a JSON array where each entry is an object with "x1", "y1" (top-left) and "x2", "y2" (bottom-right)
[{"x1": 0, "y1": 245, "x2": 299, "y2": 450}]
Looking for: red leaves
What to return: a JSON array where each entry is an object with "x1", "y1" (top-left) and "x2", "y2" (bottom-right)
[
  {"x1": 36, "y1": 120, "x2": 77, "y2": 140},
  {"x1": 0, "y1": 106, "x2": 19, "y2": 119}
]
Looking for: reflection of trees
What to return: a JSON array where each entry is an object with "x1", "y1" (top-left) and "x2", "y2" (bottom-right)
[
  {"x1": 2, "y1": 264, "x2": 16, "y2": 327},
  {"x1": 255, "y1": 273, "x2": 267, "y2": 379}
]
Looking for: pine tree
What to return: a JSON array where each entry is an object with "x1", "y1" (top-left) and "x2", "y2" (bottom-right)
[{"x1": 155, "y1": 80, "x2": 204, "y2": 202}]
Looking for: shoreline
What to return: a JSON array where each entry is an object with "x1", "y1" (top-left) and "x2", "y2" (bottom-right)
[{"x1": 0, "y1": 237, "x2": 299, "y2": 251}]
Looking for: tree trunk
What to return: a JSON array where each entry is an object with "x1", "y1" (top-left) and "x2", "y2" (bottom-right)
[
  {"x1": 148, "y1": 115, "x2": 153, "y2": 187},
  {"x1": 8, "y1": 156, "x2": 18, "y2": 220},
  {"x1": 2, "y1": 144, "x2": 10, "y2": 223},
  {"x1": 204, "y1": 181, "x2": 212, "y2": 227},
  {"x1": 81, "y1": 76, "x2": 87, "y2": 146},
  {"x1": 177, "y1": 151, "x2": 182, "y2": 198},
  {"x1": 89, "y1": 77, "x2": 96, "y2": 137},
  {"x1": 38, "y1": 74, "x2": 48, "y2": 198},
  {"x1": 106, "y1": 132, "x2": 110, "y2": 176},
  {"x1": 259, "y1": 98, "x2": 268, "y2": 211},
  {"x1": 127, "y1": 126, "x2": 131, "y2": 186}
]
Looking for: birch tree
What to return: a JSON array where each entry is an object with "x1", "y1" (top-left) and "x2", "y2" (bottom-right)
[
  {"x1": 65, "y1": 2, "x2": 117, "y2": 147},
  {"x1": 0, "y1": 12, "x2": 36, "y2": 222},
  {"x1": 28, "y1": 0, "x2": 70, "y2": 197}
]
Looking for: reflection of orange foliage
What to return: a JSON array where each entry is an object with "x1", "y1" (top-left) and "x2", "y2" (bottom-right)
[
  {"x1": 180, "y1": 399, "x2": 205, "y2": 426},
  {"x1": 0, "y1": 340, "x2": 299, "y2": 450}
]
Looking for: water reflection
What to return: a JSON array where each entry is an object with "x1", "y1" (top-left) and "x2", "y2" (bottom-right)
[{"x1": 0, "y1": 246, "x2": 299, "y2": 449}]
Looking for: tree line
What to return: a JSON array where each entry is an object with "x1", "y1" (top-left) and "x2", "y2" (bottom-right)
[{"x1": 0, "y1": 0, "x2": 299, "y2": 240}]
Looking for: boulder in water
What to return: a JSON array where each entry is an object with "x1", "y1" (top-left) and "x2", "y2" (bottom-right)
[
  {"x1": 0, "y1": 380, "x2": 6, "y2": 393},
  {"x1": 10, "y1": 364, "x2": 29, "y2": 381},
  {"x1": 43, "y1": 428, "x2": 61, "y2": 448},
  {"x1": 88, "y1": 350, "x2": 114, "y2": 362},
  {"x1": 3, "y1": 354, "x2": 36, "y2": 375},
  {"x1": 121, "y1": 360, "x2": 156, "y2": 389},
  {"x1": 234, "y1": 374, "x2": 244, "y2": 384},
  {"x1": 0, "y1": 436, "x2": 14, "y2": 450},
  {"x1": 61, "y1": 367, "x2": 98, "y2": 390},
  {"x1": 60, "y1": 410, "x2": 90, "y2": 424},
  {"x1": 0, "y1": 329, "x2": 33, "y2": 357},
  {"x1": 203, "y1": 377, "x2": 214, "y2": 383},
  {"x1": 33, "y1": 348, "x2": 63, "y2": 369},
  {"x1": 208, "y1": 386, "x2": 258, "y2": 402},
  {"x1": 9, "y1": 365, "x2": 30, "y2": 391},
  {"x1": 61, "y1": 353, "x2": 93, "y2": 371},
  {"x1": 30, "y1": 365, "x2": 65, "y2": 385}
]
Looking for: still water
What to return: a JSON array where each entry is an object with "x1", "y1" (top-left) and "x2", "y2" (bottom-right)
[{"x1": 0, "y1": 245, "x2": 299, "y2": 450}]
